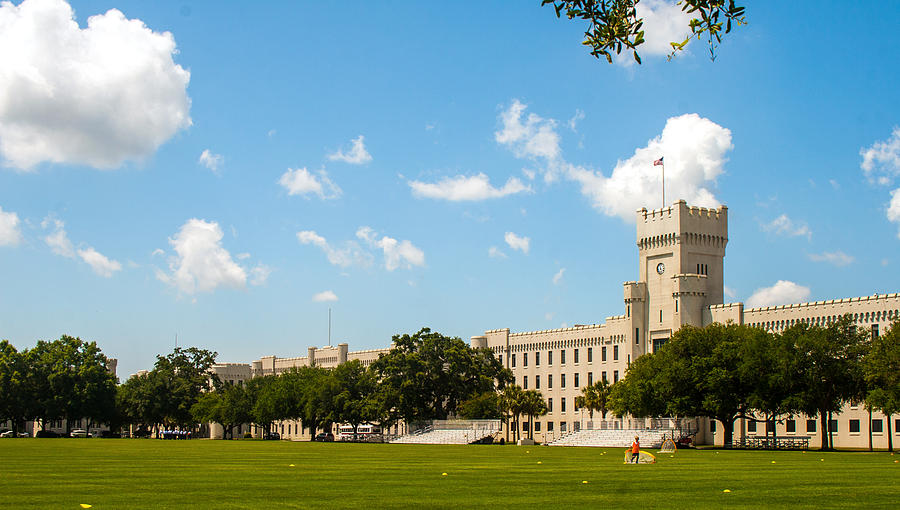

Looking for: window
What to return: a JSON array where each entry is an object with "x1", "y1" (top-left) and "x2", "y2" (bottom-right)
[
  {"x1": 574, "y1": 373, "x2": 580, "y2": 387},
  {"x1": 535, "y1": 375, "x2": 541, "y2": 389},
  {"x1": 574, "y1": 398, "x2": 579, "y2": 412},
  {"x1": 588, "y1": 372, "x2": 593, "y2": 386},
  {"x1": 602, "y1": 346, "x2": 607, "y2": 362},
  {"x1": 807, "y1": 420, "x2": 817, "y2": 433},
  {"x1": 523, "y1": 421, "x2": 529, "y2": 432},
  {"x1": 574, "y1": 349, "x2": 580, "y2": 364},
  {"x1": 710, "y1": 420, "x2": 716, "y2": 432},
  {"x1": 613, "y1": 370, "x2": 619, "y2": 383},
  {"x1": 547, "y1": 421, "x2": 554, "y2": 432},
  {"x1": 849, "y1": 420, "x2": 860, "y2": 433},
  {"x1": 512, "y1": 354, "x2": 516, "y2": 368},
  {"x1": 873, "y1": 419, "x2": 883, "y2": 433},
  {"x1": 602, "y1": 371, "x2": 607, "y2": 383},
  {"x1": 588, "y1": 347, "x2": 593, "y2": 363},
  {"x1": 548, "y1": 374, "x2": 553, "y2": 389},
  {"x1": 523, "y1": 376, "x2": 528, "y2": 389},
  {"x1": 534, "y1": 421, "x2": 541, "y2": 433},
  {"x1": 829, "y1": 420, "x2": 838, "y2": 433},
  {"x1": 747, "y1": 421, "x2": 757, "y2": 433},
  {"x1": 660, "y1": 310, "x2": 663, "y2": 322},
  {"x1": 548, "y1": 350, "x2": 553, "y2": 366},
  {"x1": 560, "y1": 422, "x2": 567, "y2": 432},
  {"x1": 613, "y1": 345, "x2": 619, "y2": 361},
  {"x1": 561, "y1": 398, "x2": 566, "y2": 412},
  {"x1": 535, "y1": 351, "x2": 541, "y2": 366},
  {"x1": 872, "y1": 324, "x2": 879, "y2": 338},
  {"x1": 561, "y1": 374, "x2": 566, "y2": 388},
  {"x1": 635, "y1": 328, "x2": 640, "y2": 344},
  {"x1": 766, "y1": 420, "x2": 775, "y2": 434},
  {"x1": 524, "y1": 353, "x2": 528, "y2": 367},
  {"x1": 548, "y1": 398, "x2": 553, "y2": 413},
  {"x1": 786, "y1": 419, "x2": 796, "y2": 433},
  {"x1": 561, "y1": 350, "x2": 567, "y2": 365}
]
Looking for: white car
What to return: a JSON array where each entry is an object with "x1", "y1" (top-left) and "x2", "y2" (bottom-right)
[
  {"x1": 0, "y1": 431, "x2": 13, "y2": 438},
  {"x1": 70, "y1": 429, "x2": 92, "y2": 438}
]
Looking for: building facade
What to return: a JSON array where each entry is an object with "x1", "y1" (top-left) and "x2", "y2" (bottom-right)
[{"x1": 473, "y1": 200, "x2": 900, "y2": 448}]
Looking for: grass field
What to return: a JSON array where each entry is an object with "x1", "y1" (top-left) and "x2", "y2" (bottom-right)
[{"x1": 1, "y1": 440, "x2": 898, "y2": 508}]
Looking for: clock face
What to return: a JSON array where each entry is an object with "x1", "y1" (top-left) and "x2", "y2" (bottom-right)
[{"x1": 656, "y1": 262, "x2": 665, "y2": 275}]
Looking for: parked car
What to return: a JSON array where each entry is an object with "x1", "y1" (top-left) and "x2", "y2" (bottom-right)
[
  {"x1": 263, "y1": 432, "x2": 280, "y2": 440},
  {"x1": 0, "y1": 430, "x2": 13, "y2": 438},
  {"x1": 70, "y1": 429, "x2": 92, "y2": 438},
  {"x1": 35, "y1": 430, "x2": 61, "y2": 438},
  {"x1": 313, "y1": 432, "x2": 334, "y2": 442}
]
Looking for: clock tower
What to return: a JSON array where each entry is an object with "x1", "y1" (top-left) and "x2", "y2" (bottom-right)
[{"x1": 625, "y1": 200, "x2": 728, "y2": 353}]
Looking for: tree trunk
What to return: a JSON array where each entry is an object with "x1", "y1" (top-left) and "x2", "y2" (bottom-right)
[
  {"x1": 868, "y1": 408, "x2": 873, "y2": 452},
  {"x1": 888, "y1": 414, "x2": 894, "y2": 452},
  {"x1": 827, "y1": 411, "x2": 834, "y2": 450},
  {"x1": 820, "y1": 411, "x2": 828, "y2": 450}
]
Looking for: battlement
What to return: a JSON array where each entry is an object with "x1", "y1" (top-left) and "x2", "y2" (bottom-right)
[
  {"x1": 636, "y1": 200, "x2": 728, "y2": 243},
  {"x1": 743, "y1": 292, "x2": 900, "y2": 314}
]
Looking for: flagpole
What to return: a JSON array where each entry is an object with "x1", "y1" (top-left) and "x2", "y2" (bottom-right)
[{"x1": 662, "y1": 162, "x2": 665, "y2": 209}]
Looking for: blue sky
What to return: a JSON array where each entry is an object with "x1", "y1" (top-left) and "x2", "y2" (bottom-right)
[{"x1": 2, "y1": 0, "x2": 900, "y2": 379}]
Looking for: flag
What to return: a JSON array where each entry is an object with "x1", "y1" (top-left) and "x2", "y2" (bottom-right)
[{"x1": 653, "y1": 157, "x2": 664, "y2": 166}]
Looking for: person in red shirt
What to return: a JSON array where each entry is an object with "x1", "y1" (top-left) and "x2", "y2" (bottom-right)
[{"x1": 631, "y1": 436, "x2": 640, "y2": 463}]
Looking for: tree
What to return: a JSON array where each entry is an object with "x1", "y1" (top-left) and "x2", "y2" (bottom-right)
[
  {"x1": 542, "y1": 0, "x2": 746, "y2": 64},
  {"x1": 609, "y1": 352, "x2": 668, "y2": 419},
  {"x1": 117, "y1": 372, "x2": 163, "y2": 435},
  {"x1": 191, "y1": 382, "x2": 251, "y2": 439},
  {"x1": 520, "y1": 390, "x2": 549, "y2": 440},
  {"x1": 371, "y1": 328, "x2": 512, "y2": 425},
  {"x1": 331, "y1": 360, "x2": 380, "y2": 440},
  {"x1": 246, "y1": 375, "x2": 279, "y2": 436},
  {"x1": 864, "y1": 319, "x2": 900, "y2": 452},
  {"x1": 0, "y1": 340, "x2": 29, "y2": 435},
  {"x1": 458, "y1": 392, "x2": 503, "y2": 420},
  {"x1": 152, "y1": 347, "x2": 219, "y2": 428},
  {"x1": 784, "y1": 316, "x2": 868, "y2": 450},
  {"x1": 500, "y1": 384, "x2": 526, "y2": 443},
  {"x1": 576, "y1": 379, "x2": 613, "y2": 423}
]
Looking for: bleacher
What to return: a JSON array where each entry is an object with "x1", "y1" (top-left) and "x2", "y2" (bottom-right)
[
  {"x1": 547, "y1": 428, "x2": 679, "y2": 448},
  {"x1": 391, "y1": 420, "x2": 500, "y2": 445}
]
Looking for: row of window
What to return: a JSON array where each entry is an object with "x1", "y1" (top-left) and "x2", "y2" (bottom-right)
[
  {"x1": 521, "y1": 421, "x2": 572, "y2": 433},
  {"x1": 510, "y1": 346, "x2": 620, "y2": 368},
  {"x1": 711, "y1": 418, "x2": 900, "y2": 434},
  {"x1": 750, "y1": 309, "x2": 898, "y2": 332},
  {"x1": 523, "y1": 370, "x2": 620, "y2": 391}
]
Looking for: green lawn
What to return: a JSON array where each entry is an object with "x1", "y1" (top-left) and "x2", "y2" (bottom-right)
[{"x1": 1, "y1": 439, "x2": 898, "y2": 508}]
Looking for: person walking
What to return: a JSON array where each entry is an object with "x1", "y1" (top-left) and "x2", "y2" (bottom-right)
[{"x1": 631, "y1": 436, "x2": 640, "y2": 463}]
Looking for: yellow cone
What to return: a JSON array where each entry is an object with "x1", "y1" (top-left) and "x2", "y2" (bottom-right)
[
  {"x1": 442, "y1": 472, "x2": 448, "y2": 476},
  {"x1": 582, "y1": 480, "x2": 589, "y2": 484},
  {"x1": 289, "y1": 464, "x2": 295, "y2": 467},
  {"x1": 723, "y1": 489, "x2": 731, "y2": 493},
  {"x1": 771, "y1": 461, "x2": 776, "y2": 464},
  {"x1": 80, "y1": 506, "x2": 92, "y2": 509},
  {"x1": 537, "y1": 461, "x2": 542, "y2": 464}
]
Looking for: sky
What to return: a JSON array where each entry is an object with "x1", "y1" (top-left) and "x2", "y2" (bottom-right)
[{"x1": 2, "y1": 0, "x2": 900, "y2": 379}]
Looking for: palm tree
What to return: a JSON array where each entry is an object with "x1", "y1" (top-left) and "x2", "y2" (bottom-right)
[
  {"x1": 520, "y1": 390, "x2": 548, "y2": 440},
  {"x1": 578, "y1": 380, "x2": 613, "y2": 426},
  {"x1": 500, "y1": 385, "x2": 525, "y2": 443}
]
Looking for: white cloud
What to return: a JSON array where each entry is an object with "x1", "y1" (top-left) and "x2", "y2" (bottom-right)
[
  {"x1": 762, "y1": 214, "x2": 812, "y2": 240},
  {"x1": 356, "y1": 226, "x2": 425, "y2": 271},
  {"x1": 41, "y1": 217, "x2": 74, "y2": 257},
  {"x1": 77, "y1": 246, "x2": 121, "y2": 277},
  {"x1": 328, "y1": 135, "x2": 372, "y2": 164},
  {"x1": 724, "y1": 285, "x2": 736, "y2": 299},
  {"x1": 156, "y1": 219, "x2": 249, "y2": 294},
  {"x1": 198, "y1": 149, "x2": 223, "y2": 174},
  {"x1": 566, "y1": 114, "x2": 731, "y2": 221},
  {"x1": 808, "y1": 251, "x2": 854, "y2": 267},
  {"x1": 488, "y1": 246, "x2": 507, "y2": 259},
  {"x1": 746, "y1": 280, "x2": 810, "y2": 308},
  {"x1": 297, "y1": 230, "x2": 372, "y2": 268},
  {"x1": 249, "y1": 265, "x2": 271, "y2": 286},
  {"x1": 312, "y1": 290, "x2": 338, "y2": 302},
  {"x1": 567, "y1": 109, "x2": 585, "y2": 132},
  {"x1": 0, "y1": 0, "x2": 191, "y2": 170},
  {"x1": 495, "y1": 100, "x2": 561, "y2": 166},
  {"x1": 861, "y1": 127, "x2": 900, "y2": 186},
  {"x1": 496, "y1": 102, "x2": 732, "y2": 222},
  {"x1": 279, "y1": 167, "x2": 341, "y2": 199},
  {"x1": 552, "y1": 268, "x2": 565, "y2": 285},
  {"x1": 504, "y1": 232, "x2": 530, "y2": 254},
  {"x1": 888, "y1": 188, "x2": 900, "y2": 239},
  {"x1": 0, "y1": 206, "x2": 23, "y2": 246},
  {"x1": 632, "y1": 0, "x2": 694, "y2": 57},
  {"x1": 409, "y1": 173, "x2": 530, "y2": 201},
  {"x1": 829, "y1": 179, "x2": 840, "y2": 190}
]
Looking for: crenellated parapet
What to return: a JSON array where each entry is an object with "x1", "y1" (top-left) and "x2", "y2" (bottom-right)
[{"x1": 623, "y1": 281, "x2": 647, "y2": 303}]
